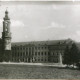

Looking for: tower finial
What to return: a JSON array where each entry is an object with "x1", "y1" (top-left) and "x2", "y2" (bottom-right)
[{"x1": 5, "y1": 7, "x2": 8, "y2": 14}]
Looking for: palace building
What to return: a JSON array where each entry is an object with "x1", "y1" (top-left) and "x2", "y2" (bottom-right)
[
  {"x1": 11, "y1": 39, "x2": 73, "y2": 63},
  {"x1": 0, "y1": 10, "x2": 76, "y2": 64}
]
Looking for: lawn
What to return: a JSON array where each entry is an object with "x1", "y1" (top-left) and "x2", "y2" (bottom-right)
[{"x1": 0, "y1": 64, "x2": 80, "y2": 79}]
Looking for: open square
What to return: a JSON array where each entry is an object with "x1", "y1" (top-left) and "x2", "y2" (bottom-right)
[{"x1": 0, "y1": 64, "x2": 80, "y2": 79}]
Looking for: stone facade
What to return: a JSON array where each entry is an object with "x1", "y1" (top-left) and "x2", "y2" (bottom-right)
[{"x1": 11, "y1": 39, "x2": 73, "y2": 63}]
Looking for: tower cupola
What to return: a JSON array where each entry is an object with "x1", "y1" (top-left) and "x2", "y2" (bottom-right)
[{"x1": 4, "y1": 9, "x2": 10, "y2": 20}]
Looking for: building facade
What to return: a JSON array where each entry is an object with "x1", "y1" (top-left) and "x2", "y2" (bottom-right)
[
  {"x1": 0, "y1": 10, "x2": 74, "y2": 64},
  {"x1": 11, "y1": 39, "x2": 73, "y2": 64}
]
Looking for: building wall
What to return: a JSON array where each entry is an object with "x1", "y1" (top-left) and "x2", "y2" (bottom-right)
[
  {"x1": 48, "y1": 45, "x2": 66, "y2": 63},
  {"x1": 11, "y1": 43, "x2": 69, "y2": 63},
  {"x1": 11, "y1": 44, "x2": 49, "y2": 63},
  {"x1": 0, "y1": 39, "x2": 3, "y2": 62}
]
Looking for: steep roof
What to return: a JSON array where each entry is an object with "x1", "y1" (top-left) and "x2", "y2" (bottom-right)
[{"x1": 11, "y1": 38, "x2": 73, "y2": 46}]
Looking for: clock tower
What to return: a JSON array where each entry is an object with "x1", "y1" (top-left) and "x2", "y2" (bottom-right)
[{"x1": 2, "y1": 10, "x2": 11, "y2": 62}]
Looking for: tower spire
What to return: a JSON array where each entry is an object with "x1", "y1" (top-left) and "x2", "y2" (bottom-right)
[{"x1": 4, "y1": 8, "x2": 10, "y2": 20}]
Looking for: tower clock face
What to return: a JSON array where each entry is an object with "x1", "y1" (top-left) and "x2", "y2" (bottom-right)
[
  {"x1": 5, "y1": 27, "x2": 8, "y2": 31},
  {"x1": 5, "y1": 40, "x2": 11, "y2": 50},
  {"x1": 6, "y1": 40, "x2": 10, "y2": 44},
  {"x1": 5, "y1": 21, "x2": 8, "y2": 26}
]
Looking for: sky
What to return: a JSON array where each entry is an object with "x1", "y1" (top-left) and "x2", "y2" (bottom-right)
[{"x1": 0, "y1": 1, "x2": 80, "y2": 42}]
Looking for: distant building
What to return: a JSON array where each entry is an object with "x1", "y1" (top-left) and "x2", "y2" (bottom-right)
[{"x1": 0, "y1": 10, "x2": 77, "y2": 64}]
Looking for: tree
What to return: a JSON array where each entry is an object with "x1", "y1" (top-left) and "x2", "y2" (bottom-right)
[
  {"x1": 63, "y1": 45, "x2": 71, "y2": 67},
  {"x1": 69, "y1": 43, "x2": 80, "y2": 68}
]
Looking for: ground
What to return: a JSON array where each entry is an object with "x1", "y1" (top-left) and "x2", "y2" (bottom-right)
[{"x1": 0, "y1": 64, "x2": 80, "y2": 79}]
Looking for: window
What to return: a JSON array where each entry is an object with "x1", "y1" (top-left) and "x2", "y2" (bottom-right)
[
  {"x1": 48, "y1": 52, "x2": 50, "y2": 55},
  {"x1": 23, "y1": 47, "x2": 25, "y2": 50},
  {"x1": 35, "y1": 52, "x2": 37, "y2": 55},
  {"x1": 38, "y1": 47, "x2": 40, "y2": 49},
  {"x1": 35, "y1": 47, "x2": 37, "y2": 50},
  {"x1": 41, "y1": 52, "x2": 43, "y2": 55},
  {"x1": 56, "y1": 59, "x2": 58, "y2": 63},
  {"x1": 48, "y1": 58, "x2": 49, "y2": 61},
  {"x1": 21, "y1": 53, "x2": 22, "y2": 56},
  {"x1": 45, "y1": 52, "x2": 46, "y2": 55},
  {"x1": 38, "y1": 52, "x2": 40, "y2": 55},
  {"x1": 23, "y1": 52, "x2": 25, "y2": 56},
  {"x1": 22, "y1": 59, "x2": 24, "y2": 61},
  {"x1": 29, "y1": 47, "x2": 31, "y2": 50},
  {"x1": 18, "y1": 52, "x2": 19, "y2": 57},
  {"x1": 26, "y1": 52, "x2": 28, "y2": 55},
  {"x1": 15, "y1": 53, "x2": 16, "y2": 56},
  {"x1": 38, "y1": 59, "x2": 40, "y2": 61},
  {"x1": 26, "y1": 48, "x2": 27, "y2": 50}
]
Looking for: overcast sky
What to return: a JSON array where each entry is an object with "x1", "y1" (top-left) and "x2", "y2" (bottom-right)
[{"x1": 0, "y1": 1, "x2": 80, "y2": 42}]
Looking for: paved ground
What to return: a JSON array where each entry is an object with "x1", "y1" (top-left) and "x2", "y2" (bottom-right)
[
  {"x1": 0, "y1": 62, "x2": 64, "y2": 67},
  {"x1": 0, "y1": 63, "x2": 80, "y2": 79}
]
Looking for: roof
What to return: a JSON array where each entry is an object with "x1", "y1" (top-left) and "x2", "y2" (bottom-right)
[{"x1": 11, "y1": 38, "x2": 73, "y2": 46}]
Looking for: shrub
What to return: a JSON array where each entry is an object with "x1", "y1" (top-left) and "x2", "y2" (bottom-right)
[{"x1": 76, "y1": 62, "x2": 80, "y2": 70}]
